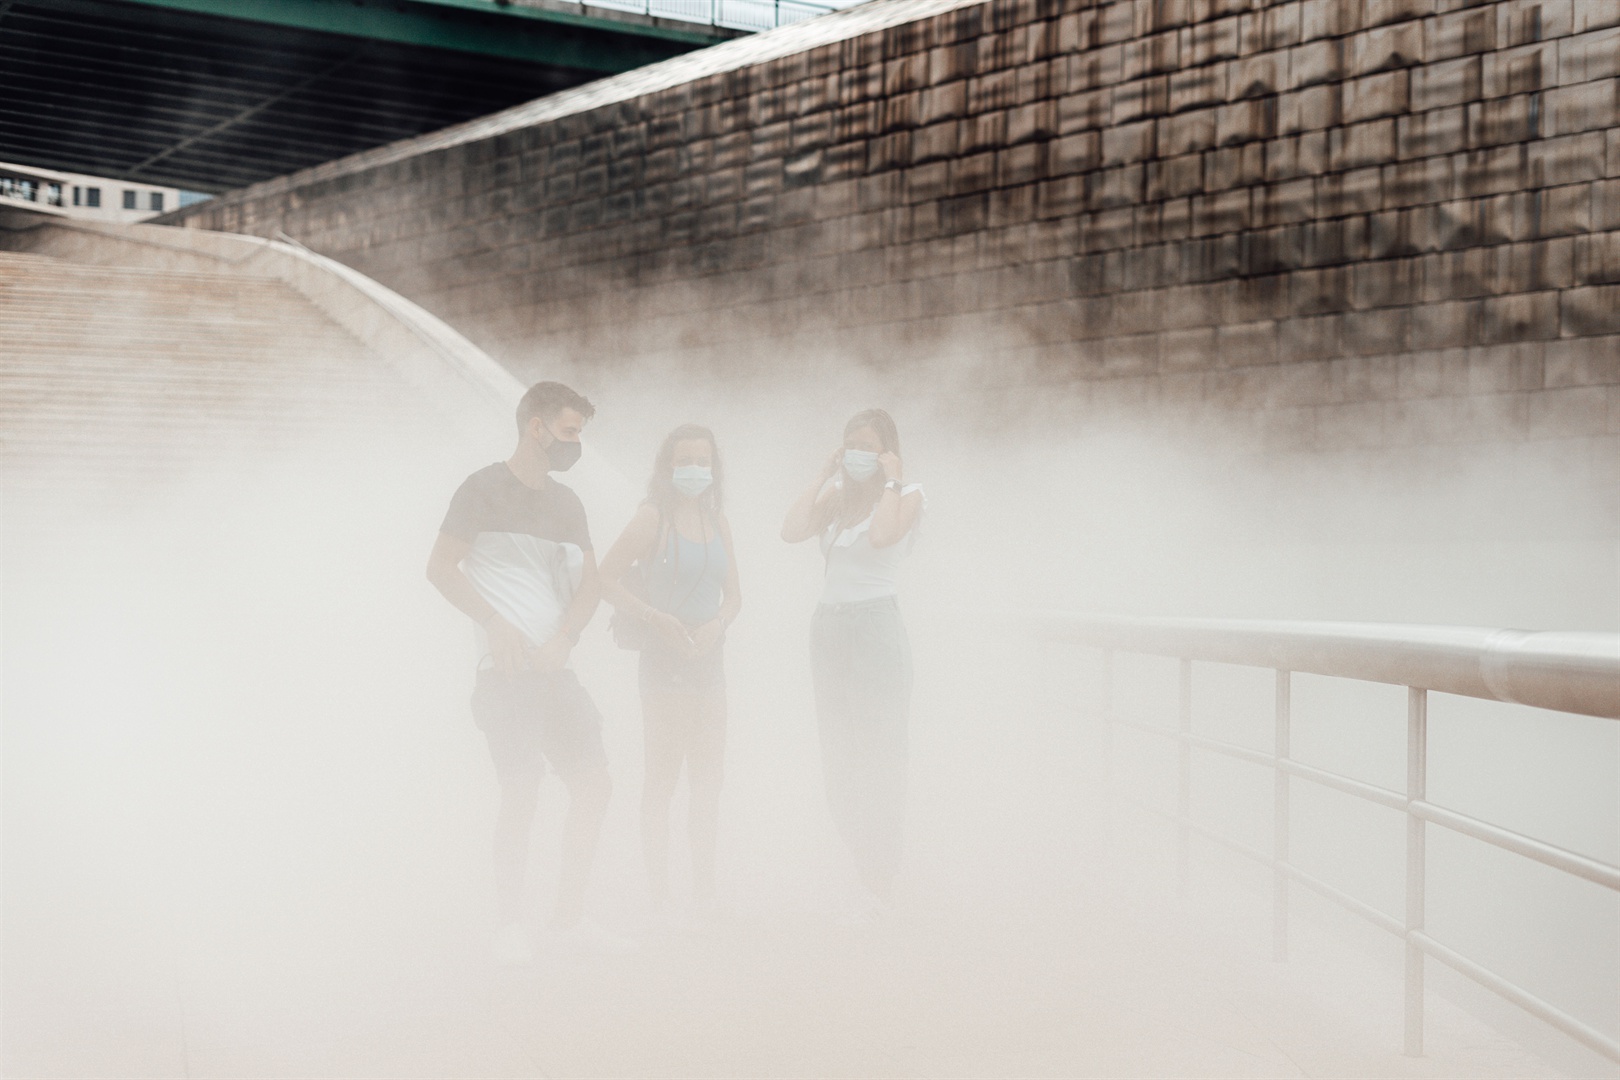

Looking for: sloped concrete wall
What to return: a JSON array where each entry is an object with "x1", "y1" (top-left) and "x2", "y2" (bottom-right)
[{"x1": 175, "y1": 0, "x2": 1619, "y2": 475}]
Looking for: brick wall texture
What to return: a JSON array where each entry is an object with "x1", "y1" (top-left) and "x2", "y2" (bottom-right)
[{"x1": 178, "y1": 0, "x2": 1620, "y2": 470}]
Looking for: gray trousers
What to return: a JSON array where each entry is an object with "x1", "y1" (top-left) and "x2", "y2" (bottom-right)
[{"x1": 810, "y1": 595, "x2": 912, "y2": 898}]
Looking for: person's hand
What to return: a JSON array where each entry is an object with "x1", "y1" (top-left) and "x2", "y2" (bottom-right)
[
  {"x1": 689, "y1": 618, "x2": 726, "y2": 657},
  {"x1": 485, "y1": 614, "x2": 531, "y2": 674},
  {"x1": 820, "y1": 446, "x2": 844, "y2": 481},
  {"x1": 878, "y1": 452, "x2": 902, "y2": 483},
  {"x1": 530, "y1": 633, "x2": 572, "y2": 672},
  {"x1": 649, "y1": 610, "x2": 695, "y2": 655}
]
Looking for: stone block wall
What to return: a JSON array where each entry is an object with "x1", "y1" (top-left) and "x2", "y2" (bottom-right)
[{"x1": 175, "y1": 0, "x2": 1620, "y2": 477}]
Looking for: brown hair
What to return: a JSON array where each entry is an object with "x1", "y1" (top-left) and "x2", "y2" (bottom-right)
[
  {"x1": 646, "y1": 423, "x2": 724, "y2": 515},
  {"x1": 834, "y1": 408, "x2": 900, "y2": 527},
  {"x1": 515, "y1": 380, "x2": 595, "y2": 433},
  {"x1": 845, "y1": 408, "x2": 899, "y2": 457}
]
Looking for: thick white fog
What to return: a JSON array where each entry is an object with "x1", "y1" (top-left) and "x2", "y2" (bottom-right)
[{"x1": 3, "y1": 352, "x2": 1615, "y2": 1076}]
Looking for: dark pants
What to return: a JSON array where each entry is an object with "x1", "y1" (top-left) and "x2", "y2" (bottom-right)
[
  {"x1": 810, "y1": 596, "x2": 912, "y2": 900},
  {"x1": 471, "y1": 668, "x2": 608, "y2": 787},
  {"x1": 470, "y1": 668, "x2": 610, "y2": 925}
]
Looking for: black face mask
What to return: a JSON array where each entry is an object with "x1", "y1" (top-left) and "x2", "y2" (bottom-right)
[{"x1": 545, "y1": 435, "x2": 582, "y2": 472}]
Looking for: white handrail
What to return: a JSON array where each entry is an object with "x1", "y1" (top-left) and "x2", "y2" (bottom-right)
[
  {"x1": 1036, "y1": 612, "x2": 1620, "y2": 1063},
  {"x1": 1035, "y1": 612, "x2": 1620, "y2": 721}
]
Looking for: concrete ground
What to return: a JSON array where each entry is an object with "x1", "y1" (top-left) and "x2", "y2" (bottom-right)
[
  {"x1": 0, "y1": 438, "x2": 1576, "y2": 1079},
  {"x1": 3, "y1": 808, "x2": 1557, "y2": 1078}
]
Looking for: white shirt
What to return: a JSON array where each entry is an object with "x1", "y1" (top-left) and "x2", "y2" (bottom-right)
[
  {"x1": 439, "y1": 463, "x2": 590, "y2": 660},
  {"x1": 461, "y1": 530, "x2": 584, "y2": 650},
  {"x1": 819, "y1": 481, "x2": 924, "y2": 605}
]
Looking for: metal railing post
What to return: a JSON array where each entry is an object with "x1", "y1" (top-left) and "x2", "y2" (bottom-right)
[
  {"x1": 1033, "y1": 612, "x2": 1620, "y2": 1068},
  {"x1": 1177, "y1": 658, "x2": 1192, "y2": 891},
  {"x1": 1405, "y1": 686, "x2": 1428, "y2": 1056},
  {"x1": 1273, "y1": 669, "x2": 1291, "y2": 962}
]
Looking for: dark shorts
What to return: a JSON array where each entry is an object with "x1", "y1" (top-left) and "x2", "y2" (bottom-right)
[{"x1": 470, "y1": 668, "x2": 607, "y2": 788}]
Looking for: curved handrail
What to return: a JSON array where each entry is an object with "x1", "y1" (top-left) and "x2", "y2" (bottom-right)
[
  {"x1": 266, "y1": 229, "x2": 523, "y2": 406},
  {"x1": 1034, "y1": 613, "x2": 1620, "y2": 721}
]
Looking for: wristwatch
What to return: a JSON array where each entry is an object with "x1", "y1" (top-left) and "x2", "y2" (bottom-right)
[{"x1": 884, "y1": 478, "x2": 902, "y2": 493}]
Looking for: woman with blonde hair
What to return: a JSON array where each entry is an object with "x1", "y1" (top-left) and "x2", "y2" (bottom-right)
[
  {"x1": 601, "y1": 424, "x2": 740, "y2": 920},
  {"x1": 781, "y1": 408, "x2": 924, "y2": 919}
]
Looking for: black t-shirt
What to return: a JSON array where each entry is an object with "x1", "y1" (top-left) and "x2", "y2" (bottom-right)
[{"x1": 440, "y1": 463, "x2": 592, "y2": 646}]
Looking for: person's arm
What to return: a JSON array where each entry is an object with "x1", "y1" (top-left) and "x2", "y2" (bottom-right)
[
  {"x1": 426, "y1": 531, "x2": 530, "y2": 673},
  {"x1": 531, "y1": 549, "x2": 600, "y2": 671},
  {"x1": 717, "y1": 513, "x2": 742, "y2": 626},
  {"x1": 601, "y1": 504, "x2": 691, "y2": 648},
  {"x1": 781, "y1": 448, "x2": 841, "y2": 543},
  {"x1": 868, "y1": 452, "x2": 923, "y2": 549},
  {"x1": 690, "y1": 513, "x2": 742, "y2": 657},
  {"x1": 600, "y1": 504, "x2": 661, "y2": 617}
]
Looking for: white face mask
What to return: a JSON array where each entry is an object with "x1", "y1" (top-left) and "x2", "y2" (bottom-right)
[
  {"x1": 672, "y1": 464, "x2": 713, "y2": 496},
  {"x1": 842, "y1": 449, "x2": 880, "y2": 481}
]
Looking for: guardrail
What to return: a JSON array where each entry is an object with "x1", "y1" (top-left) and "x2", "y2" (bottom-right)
[
  {"x1": 575, "y1": 0, "x2": 836, "y2": 31},
  {"x1": 1035, "y1": 613, "x2": 1620, "y2": 1063}
]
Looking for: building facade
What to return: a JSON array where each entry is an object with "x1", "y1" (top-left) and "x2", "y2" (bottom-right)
[{"x1": 1, "y1": 160, "x2": 192, "y2": 223}]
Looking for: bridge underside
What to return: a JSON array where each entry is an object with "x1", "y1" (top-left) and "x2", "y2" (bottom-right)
[{"x1": 0, "y1": 0, "x2": 727, "y2": 192}]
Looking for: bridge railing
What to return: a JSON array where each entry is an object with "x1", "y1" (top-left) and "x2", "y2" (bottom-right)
[
  {"x1": 580, "y1": 0, "x2": 837, "y2": 31},
  {"x1": 1034, "y1": 613, "x2": 1620, "y2": 1063}
]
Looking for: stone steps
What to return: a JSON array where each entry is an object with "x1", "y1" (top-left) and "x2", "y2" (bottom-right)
[{"x1": 0, "y1": 250, "x2": 427, "y2": 487}]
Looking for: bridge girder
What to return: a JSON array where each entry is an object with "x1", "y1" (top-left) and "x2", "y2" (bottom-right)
[{"x1": 0, "y1": 0, "x2": 730, "y2": 193}]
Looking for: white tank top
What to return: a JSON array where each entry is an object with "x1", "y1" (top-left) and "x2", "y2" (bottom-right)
[{"x1": 818, "y1": 481, "x2": 925, "y2": 605}]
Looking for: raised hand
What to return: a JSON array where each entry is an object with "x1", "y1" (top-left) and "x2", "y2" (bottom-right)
[{"x1": 822, "y1": 446, "x2": 845, "y2": 481}]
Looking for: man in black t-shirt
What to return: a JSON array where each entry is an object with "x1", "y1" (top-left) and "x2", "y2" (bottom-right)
[{"x1": 427, "y1": 380, "x2": 630, "y2": 961}]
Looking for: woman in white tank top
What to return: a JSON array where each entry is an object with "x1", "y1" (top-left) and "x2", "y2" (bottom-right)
[{"x1": 781, "y1": 409, "x2": 924, "y2": 919}]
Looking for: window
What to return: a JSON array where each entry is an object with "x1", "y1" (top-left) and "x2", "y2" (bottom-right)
[
  {"x1": 73, "y1": 186, "x2": 82, "y2": 206},
  {"x1": 149, "y1": 192, "x2": 163, "y2": 212},
  {"x1": 47, "y1": 183, "x2": 63, "y2": 206},
  {"x1": 86, "y1": 187, "x2": 101, "y2": 208},
  {"x1": 123, "y1": 190, "x2": 136, "y2": 210}
]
